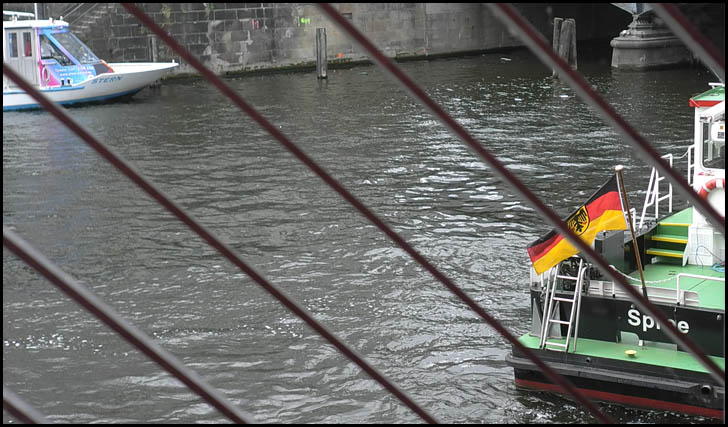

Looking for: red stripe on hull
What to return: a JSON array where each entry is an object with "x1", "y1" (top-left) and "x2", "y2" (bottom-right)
[{"x1": 514, "y1": 378, "x2": 724, "y2": 419}]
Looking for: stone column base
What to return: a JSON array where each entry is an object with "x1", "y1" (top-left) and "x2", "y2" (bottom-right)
[{"x1": 610, "y1": 13, "x2": 691, "y2": 70}]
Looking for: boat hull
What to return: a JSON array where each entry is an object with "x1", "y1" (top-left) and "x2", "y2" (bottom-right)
[
  {"x1": 3, "y1": 62, "x2": 177, "y2": 111},
  {"x1": 506, "y1": 350, "x2": 724, "y2": 419}
]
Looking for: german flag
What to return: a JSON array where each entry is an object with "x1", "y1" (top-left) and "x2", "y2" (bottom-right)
[{"x1": 527, "y1": 174, "x2": 627, "y2": 275}]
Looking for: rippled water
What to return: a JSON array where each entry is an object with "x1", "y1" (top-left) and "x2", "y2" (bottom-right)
[{"x1": 3, "y1": 49, "x2": 720, "y2": 423}]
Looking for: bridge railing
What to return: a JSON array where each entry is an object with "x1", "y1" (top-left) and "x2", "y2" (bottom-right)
[{"x1": 4, "y1": 2, "x2": 724, "y2": 424}]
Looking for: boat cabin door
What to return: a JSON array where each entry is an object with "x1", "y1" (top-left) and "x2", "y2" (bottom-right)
[{"x1": 5, "y1": 29, "x2": 39, "y2": 87}]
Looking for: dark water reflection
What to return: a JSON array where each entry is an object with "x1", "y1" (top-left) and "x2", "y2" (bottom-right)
[{"x1": 3, "y1": 49, "x2": 719, "y2": 423}]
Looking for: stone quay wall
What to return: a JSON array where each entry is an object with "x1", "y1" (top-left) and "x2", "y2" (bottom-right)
[{"x1": 22, "y1": 3, "x2": 633, "y2": 77}]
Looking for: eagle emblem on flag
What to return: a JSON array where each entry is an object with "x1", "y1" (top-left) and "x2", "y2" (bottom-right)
[
  {"x1": 526, "y1": 174, "x2": 627, "y2": 275},
  {"x1": 567, "y1": 206, "x2": 590, "y2": 235}
]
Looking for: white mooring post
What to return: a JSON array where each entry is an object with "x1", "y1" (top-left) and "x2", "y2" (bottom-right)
[{"x1": 316, "y1": 28, "x2": 328, "y2": 79}]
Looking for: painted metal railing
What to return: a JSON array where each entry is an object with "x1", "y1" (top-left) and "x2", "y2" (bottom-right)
[
  {"x1": 638, "y1": 154, "x2": 674, "y2": 230},
  {"x1": 58, "y1": 3, "x2": 99, "y2": 24},
  {"x1": 319, "y1": 0, "x2": 724, "y2": 383},
  {"x1": 485, "y1": 3, "x2": 724, "y2": 378},
  {"x1": 3, "y1": 2, "x2": 725, "y2": 424},
  {"x1": 675, "y1": 273, "x2": 724, "y2": 306}
]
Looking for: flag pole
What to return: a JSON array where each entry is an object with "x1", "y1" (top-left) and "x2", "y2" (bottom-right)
[{"x1": 615, "y1": 165, "x2": 648, "y2": 299}]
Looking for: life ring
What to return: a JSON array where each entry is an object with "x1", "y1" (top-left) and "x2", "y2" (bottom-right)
[
  {"x1": 41, "y1": 66, "x2": 50, "y2": 83},
  {"x1": 698, "y1": 177, "x2": 725, "y2": 199},
  {"x1": 101, "y1": 59, "x2": 114, "y2": 73}
]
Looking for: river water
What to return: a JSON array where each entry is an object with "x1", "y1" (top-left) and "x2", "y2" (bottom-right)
[{"x1": 3, "y1": 49, "x2": 720, "y2": 423}]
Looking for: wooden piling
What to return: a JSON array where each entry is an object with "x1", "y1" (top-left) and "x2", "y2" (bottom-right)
[
  {"x1": 316, "y1": 28, "x2": 327, "y2": 79},
  {"x1": 149, "y1": 35, "x2": 158, "y2": 63},
  {"x1": 552, "y1": 17, "x2": 577, "y2": 77},
  {"x1": 552, "y1": 18, "x2": 563, "y2": 54},
  {"x1": 569, "y1": 19, "x2": 578, "y2": 70}
]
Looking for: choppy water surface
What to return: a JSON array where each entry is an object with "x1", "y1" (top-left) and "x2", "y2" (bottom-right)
[{"x1": 3, "y1": 49, "x2": 720, "y2": 423}]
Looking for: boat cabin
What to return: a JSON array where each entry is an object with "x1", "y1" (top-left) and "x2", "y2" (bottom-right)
[
  {"x1": 685, "y1": 85, "x2": 724, "y2": 267},
  {"x1": 690, "y1": 84, "x2": 725, "y2": 213},
  {"x1": 3, "y1": 11, "x2": 112, "y2": 91}
]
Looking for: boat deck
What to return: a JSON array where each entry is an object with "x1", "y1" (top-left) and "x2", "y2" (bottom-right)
[
  {"x1": 627, "y1": 263, "x2": 725, "y2": 310},
  {"x1": 518, "y1": 334, "x2": 725, "y2": 374},
  {"x1": 629, "y1": 207, "x2": 724, "y2": 311}
]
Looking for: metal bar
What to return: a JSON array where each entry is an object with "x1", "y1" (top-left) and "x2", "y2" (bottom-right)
[
  {"x1": 3, "y1": 387, "x2": 51, "y2": 424},
  {"x1": 650, "y1": 3, "x2": 725, "y2": 83},
  {"x1": 538, "y1": 273, "x2": 552, "y2": 348},
  {"x1": 562, "y1": 259, "x2": 583, "y2": 353},
  {"x1": 65, "y1": 3, "x2": 100, "y2": 25},
  {"x1": 2, "y1": 63, "x2": 436, "y2": 425},
  {"x1": 486, "y1": 3, "x2": 724, "y2": 385},
  {"x1": 616, "y1": 166, "x2": 648, "y2": 298},
  {"x1": 488, "y1": 4, "x2": 724, "y2": 235},
  {"x1": 120, "y1": 3, "x2": 612, "y2": 422},
  {"x1": 317, "y1": 1, "x2": 724, "y2": 389},
  {"x1": 3, "y1": 227, "x2": 253, "y2": 424},
  {"x1": 313, "y1": 0, "x2": 725, "y2": 412},
  {"x1": 571, "y1": 268, "x2": 587, "y2": 353}
]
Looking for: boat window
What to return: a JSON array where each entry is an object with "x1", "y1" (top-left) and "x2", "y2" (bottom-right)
[
  {"x1": 23, "y1": 32, "x2": 32, "y2": 57},
  {"x1": 701, "y1": 121, "x2": 726, "y2": 170},
  {"x1": 50, "y1": 31, "x2": 100, "y2": 65},
  {"x1": 39, "y1": 34, "x2": 73, "y2": 66},
  {"x1": 7, "y1": 32, "x2": 19, "y2": 58}
]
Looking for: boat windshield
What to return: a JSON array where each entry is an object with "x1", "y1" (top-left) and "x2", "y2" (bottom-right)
[
  {"x1": 48, "y1": 31, "x2": 100, "y2": 65},
  {"x1": 39, "y1": 34, "x2": 73, "y2": 66}
]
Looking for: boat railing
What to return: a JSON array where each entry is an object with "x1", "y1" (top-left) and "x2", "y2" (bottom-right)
[
  {"x1": 2, "y1": 10, "x2": 35, "y2": 20},
  {"x1": 687, "y1": 144, "x2": 696, "y2": 186},
  {"x1": 4, "y1": 3, "x2": 725, "y2": 424},
  {"x1": 587, "y1": 278, "x2": 701, "y2": 307},
  {"x1": 630, "y1": 207, "x2": 637, "y2": 230},
  {"x1": 675, "y1": 273, "x2": 724, "y2": 306},
  {"x1": 638, "y1": 153, "x2": 674, "y2": 230},
  {"x1": 59, "y1": 3, "x2": 99, "y2": 25}
]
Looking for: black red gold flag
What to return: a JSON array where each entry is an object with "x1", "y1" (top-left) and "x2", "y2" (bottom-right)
[{"x1": 527, "y1": 174, "x2": 627, "y2": 274}]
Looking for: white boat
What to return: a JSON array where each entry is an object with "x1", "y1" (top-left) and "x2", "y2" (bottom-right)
[{"x1": 3, "y1": 10, "x2": 177, "y2": 111}]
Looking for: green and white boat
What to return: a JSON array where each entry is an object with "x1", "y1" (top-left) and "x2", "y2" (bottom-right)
[{"x1": 506, "y1": 83, "x2": 725, "y2": 418}]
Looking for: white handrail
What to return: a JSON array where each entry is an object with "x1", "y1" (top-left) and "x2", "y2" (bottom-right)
[
  {"x1": 675, "y1": 273, "x2": 724, "y2": 305},
  {"x1": 638, "y1": 153, "x2": 674, "y2": 230},
  {"x1": 2, "y1": 10, "x2": 35, "y2": 19},
  {"x1": 687, "y1": 145, "x2": 696, "y2": 186},
  {"x1": 570, "y1": 264, "x2": 589, "y2": 353}
]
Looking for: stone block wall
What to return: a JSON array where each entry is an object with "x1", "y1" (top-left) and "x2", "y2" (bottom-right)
[
  {"x1": 77, "y1": 3, "x2": 534, "y2": 76},
  {"x1": 8, "y1": 3, "x2": 640, "y2": 76}
]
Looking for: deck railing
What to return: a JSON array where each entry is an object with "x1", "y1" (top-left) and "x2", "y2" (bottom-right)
[
  {"x1": 675, "y1": 273, "x2": 725, "y2": 306},
  {"x1": 638, "y1": 154, "x2": 674, "y2": 230},
  {"x1": 3, "y1": 2, "x2": 725, "y2": 424}
]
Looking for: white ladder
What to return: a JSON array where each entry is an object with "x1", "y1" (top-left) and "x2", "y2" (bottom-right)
[
  {"x1": 637, "y1": 153, "x2": 674, "y2": 230},
  {"x1": 539, "y1": 257, "x2": 587, "y2": 352}
]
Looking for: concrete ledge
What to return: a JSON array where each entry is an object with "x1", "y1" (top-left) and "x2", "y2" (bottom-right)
[{"x1": 159, "y1": 46, "x2": 524, "y2": 82}]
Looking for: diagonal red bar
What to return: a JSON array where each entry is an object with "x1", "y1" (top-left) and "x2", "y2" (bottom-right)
[
  {"x1": 650, "y1": 3, "x2": 725, "y2": 83},
  {"x1": 4, "y1": 54, "x2": 437, "y2": 425},
  {"x1": 3, "y1": 227, "x2": 253, "y2": 424},
  {"x1": 484, "y1": 3, "x2": 724, "y2": 384},
  {"x1": 487, "y1": 4, "x2": 724, "y2": 235},
  {"x1": 315, "y1": 0, "x2": 723, "y2": 405},
  {"x1": 122, "y1": 3, "x2": 612, "y2": 423},
  {"x1": 3, "y1": 386, "x2": 51, "y2": 424},
  {"x1": 119, "y1": 1, "x2": 619, "y2": 422}
]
